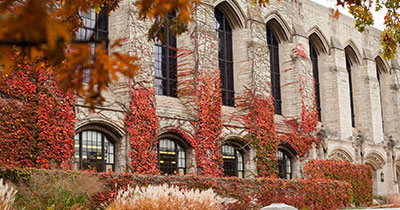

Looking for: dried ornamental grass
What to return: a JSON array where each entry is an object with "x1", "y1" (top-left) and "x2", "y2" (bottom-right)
[
  {"x1": 107, "y1": 184, "x2": 222, "y2": 210},
  {"x1": 0, "y1": 178, "x2": 16, "y2": 210}
]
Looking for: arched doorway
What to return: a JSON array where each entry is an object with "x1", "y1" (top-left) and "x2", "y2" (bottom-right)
[{"x1": 74, "y1": 130, "x2": 115, "y2": 172}]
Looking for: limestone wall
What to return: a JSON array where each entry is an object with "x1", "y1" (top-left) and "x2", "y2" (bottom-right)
[{"x1": 74, "y1": 0, "x2": 400, "y2": 195}]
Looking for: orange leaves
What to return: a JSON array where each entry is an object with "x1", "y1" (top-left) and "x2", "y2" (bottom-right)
[
  {"x1": 56, "y1": 40, "x2": 139, "y2": 108},
  {"x1": 0, "y1": 0, "x2": 141, "y2": 108}
]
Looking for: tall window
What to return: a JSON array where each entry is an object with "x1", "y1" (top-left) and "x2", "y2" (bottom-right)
[
  {"x1": 158, "y1": 138, "x2": 186, "y2": 175},
  {"x1": 154, "y1": 13, "x2": 177, "y2": 97},
  {"x1": 277, "y1": 149, "x2": 292, "y2": 179},
  {"x1": 346, "y1": 56, "x2": 356, "y2": 127},
  {"x1": 222, "y1": 144, "x2": 244, "y2": 178},
  {"x1": 74, "y1": 130, "x2": 115, "y2": 172},
  {"x1": 215, "y1": 8, "x2": 234, "y2": 106},
  {"x1": 76, "y1": 8, "x2": 108, "y2": 82},
  {"x1": 267, "y1": 25, "x2": 282, "y2": 114},
  {"x1": 376, "y1": 61, "x2": 384, "y2": 132},
  {"x1": 310, "y1": 41, "x2": 322, "y2": 121}
]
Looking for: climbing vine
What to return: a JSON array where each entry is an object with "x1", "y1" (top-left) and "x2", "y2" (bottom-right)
[
  {"x1": 279, "y1": 44, "x2": 319, "y2": 158},
  {"x1": 235, "y1": 89, "x2": 278, "y2": 177},
  {"x1": 0, "y1": 60, "x2": 76, "y2": 168},
  {"x1": 176, "y1": 15, "x2": 224, "y2": 176},
  {"x1": 125, "y1": 83, "x2": 159, "y2": 174}
]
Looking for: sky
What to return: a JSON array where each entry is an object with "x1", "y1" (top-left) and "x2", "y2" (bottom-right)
[{"x1": 309, "y1": 0, "x2": 386, "y2": 30}]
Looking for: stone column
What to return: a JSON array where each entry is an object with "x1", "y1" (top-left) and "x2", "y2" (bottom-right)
[
  {"x1": 351, "y1": 49, "x2": 384, "y2": 143},
  {"x1": 320, "y1": 37, "x2": 352, "y2": 139},
  {"x1": 382, "y1": 61, "x2": 400, "y2": 140},
  {"x1": 280, "y1": 24, "x2": 313, "y2": 118}
]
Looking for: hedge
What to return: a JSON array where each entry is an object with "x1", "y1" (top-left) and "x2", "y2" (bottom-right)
[
  {"x1": 304, "y1": 159, "x2": 373, "y2": 207},
  {"x1": 0, "y1": 168, "x2": 352, "y2": 210}
]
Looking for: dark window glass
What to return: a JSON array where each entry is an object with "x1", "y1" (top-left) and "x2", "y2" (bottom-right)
[
  {"x1": 158, "y1": 139, "x2": 186, "y2": 175},
  {"x1": 222, "y1": 144, "x2": 244, "y2": 178},
  {"x1": 267, "y1": 25, "x2": 282, "y2": 114},
  {"x1": 376, "y1": 63, "x2": 384, "y2": 132},
  {"x1": 154, "y1": 13, "x2": 177, "y2": 97},
  {"x1": 277, "y1": 150, "x2": 292, "y2": 179},
  {"x1": 346, "y1": 56, "x2": 356, "y2": 127},
  {"x1": 77, "y1": 8, "x2": 109, "y2": 82},
  {"x1": 74, "y1": 130, "x2": 115, "y2": 172},
  {"x1": 215, "y1": 8, "x2": 234, "y2": 106},
  {"x1": 310, "y1": 41, "x2": 322, "y2": 121}
]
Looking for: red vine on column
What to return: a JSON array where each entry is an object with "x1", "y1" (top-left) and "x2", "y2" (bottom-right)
[
  {"x1": 235, "y1": 89, "x2": 278, "y2": 177},
  {"x1": 125, "y1": 83, "x2": 160, "y2": 174}
]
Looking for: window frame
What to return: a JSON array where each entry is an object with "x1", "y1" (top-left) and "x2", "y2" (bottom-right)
[
  {"x1": 222, "y1": 144, "x2": 244, "y2": 178},
  {"x1": 277, "y1": 149, "x2": 292, "y2": 179},
  {"x1": 309, "y1": 41, "x2": 322, "y2": 121},
  {"x1": 77, "y1": 7, "x2": 109, "y2": 83},
  {"x1": 215, "y1": 7, "x2": 235, "y2": 106},
  {"x1": 346, "y1": 56, "x2": 356, "y2": 128},
  {"x1": 157, "y1": 138, "x2": 186, "y2": 175},
  {"x1": 74, "y1": 130, "x2": 115, "y2": 172},
  {"x1": 154, "y1": 13, "x2": 178, "y2": 97},
  {"x1": 267, "y1": 25, "x2": 282, "y2": 115}
]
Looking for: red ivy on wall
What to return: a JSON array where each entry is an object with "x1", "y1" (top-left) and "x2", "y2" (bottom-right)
[
  {"x1": 304, "y1": 159, "x2": 373, "y2": 207},
  {"x1": 235, "y1": 89, "x2": 278, "y2": 177},
  {"x1": 280, "y1": 44, "x2": 319, "y2": 158},
  {"x1": 176, "y1": 28, "x2": 224, "y2": 176},
  {"x1": 0, "y1": 62, "x2": 76, "y2": 168},
  {"x1": 190, "y1": 71, "x2": 223, "y2": 176},
  {"x1": 125, "y1": 84, "x2": 159, "y2": 174}
]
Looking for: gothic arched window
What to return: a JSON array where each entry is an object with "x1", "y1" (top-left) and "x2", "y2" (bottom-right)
[
  {"x1": 376, "y1": 58, "x2": 384, "y2": 132},
  {"x1": 222, "y1": 144, "x2": 244, "y2": 178},
  {"x1": 154, "y1": 13, "x2": 177, "y2": 97},
  {"x1": 277, "y1": 149, "x2": 292, "y2": 179},
  {"x1": 215, "y1": 7, "x2": 234, "y2": 106},
  {"x1": 310, "y1": 41, "x2": 321, "y2": 121},
  {"x1": 74, "y1": 130, "x2": 115, "y2": 172},
  {"x1": 77, "y1": 8, "x2": 108, "y2": 82},
  {"x1": 158, "y1": 138, "x2": 186, "y2": 175},
  {"x1": 345, "y1": 55, "x2": 356, "y2": 127},
  {"x1": 267, "y1": 25, "x2": 282, "y2": 115}
]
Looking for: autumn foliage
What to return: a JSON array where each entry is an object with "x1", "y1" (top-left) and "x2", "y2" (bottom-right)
[
  {"x1": 0, "y1": 62, "x2": 76, "y2": 169},
  {"x1": 87, "y1": 171, "x2": 352, "y2": 210},
  {"x1": 125, "y1": 84, "x2": 159, "y2": 174},
  {"x1": 304, "y1": 159, "x2": 373, "y2": 207},
  {"x1": 235, "y1": 90, "x2": 278, "y2": 177}
]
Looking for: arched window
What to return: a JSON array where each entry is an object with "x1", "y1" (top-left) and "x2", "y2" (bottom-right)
[
  {"x1": 158, "y1": 138, "x2": 186, "y2": 175},
  {"x1": 267, "y1": 25, "x2": 282, "y2": 115},
  {"x1": 154, "y1": 13, "x2": 177, "y2": 97},
  {"x1": 277, "y1": 149, "x2": 292, "y2": 179},
  {"x1": 215, "y1": 7, "x2": 234, "y2": 106},
  {"x1": 77, "y1": 7, "x2": 108, "y2": 82},
  {"x1": 74, "y1": 130, "x2": 115, "y2": 172},
  {"x1": 345, "y1": 55, "x2": 356, "y2": 127},
  {"x1": 222, "y1": 144, "x2": 244, "y2": 178},
  {"x1": 376, "y1": 57, "x2": 385, "y2": 132},
  {"x1": 309, "y1": 41, "x2": 321, "y2": 121}
]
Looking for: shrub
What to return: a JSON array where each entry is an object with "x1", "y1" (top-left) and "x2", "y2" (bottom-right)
[
  {"x1": 93, "y1": 172, "x2": 352, "y2": 210},
  {"x1": 12, "y1": 170, "x2": 103, "y2": 210},
  {"x1": 304, "y1": 159, "x2": 373, "y2": 207},
  {"x1": 0, "y1": 178, "x2": 16, "y2": 210},
  {"x1": 106, "y1": 184, "x2": 222, "y2": 210}
]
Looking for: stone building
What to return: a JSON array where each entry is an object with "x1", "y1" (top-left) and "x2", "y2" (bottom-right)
[{"x1": 73, "y1": 0, "x2": 400, "y2": 195}]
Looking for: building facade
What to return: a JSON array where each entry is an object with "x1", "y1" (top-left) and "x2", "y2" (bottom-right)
[{"x1": 74, "y1": 0, "x2": 400, "y2": 195}]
